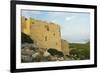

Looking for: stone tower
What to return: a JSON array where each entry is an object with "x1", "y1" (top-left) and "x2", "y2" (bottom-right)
[{"x1": 21, "y1": 16, "x2": 31, "y2": 35}]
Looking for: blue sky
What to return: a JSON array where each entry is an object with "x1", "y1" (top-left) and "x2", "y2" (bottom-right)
[{"x1": 21, "y1": 10, "x2": 90, "y2": 43}]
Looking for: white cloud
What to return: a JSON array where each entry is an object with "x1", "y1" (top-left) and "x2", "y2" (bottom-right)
[{"x1": 65, "y1": 16, "x2": 74, "y2": 21}]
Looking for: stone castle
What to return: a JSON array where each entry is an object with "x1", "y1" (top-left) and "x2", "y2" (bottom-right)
[{"x1": 21, "y1": 16, "x2": 69, "y2": 55}]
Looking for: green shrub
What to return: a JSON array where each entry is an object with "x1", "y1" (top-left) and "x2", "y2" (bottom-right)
[{"x1": 21, "y1": 32, "x2": 33, "y2": 44}]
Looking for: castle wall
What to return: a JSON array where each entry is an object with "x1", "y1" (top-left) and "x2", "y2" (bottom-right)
[
  {"x1": 61, "y1": 40, "x2": 69, "y2": 55},
  {"x1": 21, "y1": 17, "x2": 69, "y2": 55},
  {"x1": 30, "y1": 19, "x2": 62, "y2": 51}
]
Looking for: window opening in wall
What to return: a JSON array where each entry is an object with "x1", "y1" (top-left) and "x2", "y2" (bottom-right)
[
  {"x1": 45, "y1": 36, "x2": 47, "y2": 41},
  {"x1": 45, "y1": 25, "x2": 49, "y2": 31}
]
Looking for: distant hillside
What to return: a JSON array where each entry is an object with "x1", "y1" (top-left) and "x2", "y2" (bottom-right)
[
  {"x1": 69, "y1": 42, "x2": 90, "y2": 49},
  {"x1": 69, "y1": 42, "x2": 90, "y2": 60}
]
